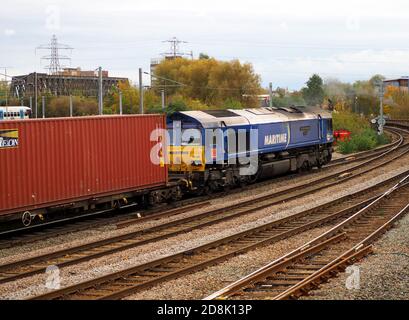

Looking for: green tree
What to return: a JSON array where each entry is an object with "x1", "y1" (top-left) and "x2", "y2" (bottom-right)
[
  {"x1": 302, "y1": 74, "x2": 324, "y2": 106},
  {"x1": 369, "y1": 74, "x2": 386, "y2": 87},
  {"x1": 199, "y1": 53, "x2": 210, "y2": 60}
]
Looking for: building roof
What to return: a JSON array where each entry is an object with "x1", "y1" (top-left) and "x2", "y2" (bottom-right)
[{"x1": 384, "y1": 76, "x2": 409, "y2": 82}]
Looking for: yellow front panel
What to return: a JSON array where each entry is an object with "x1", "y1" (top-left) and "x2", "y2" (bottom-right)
[{"x1": 168, "y1": 145, "x2": 205, "y2": 172}]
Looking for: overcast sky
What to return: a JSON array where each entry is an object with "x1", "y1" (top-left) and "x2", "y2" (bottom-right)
[{"x1": 2, "y1": 0, "x2": 409, "y2": 90}]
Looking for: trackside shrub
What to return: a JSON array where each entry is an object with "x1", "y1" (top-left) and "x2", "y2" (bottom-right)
[
  {"x1": 337, "y1": 128, "x2": 390, "y2": 154},
  {"x1": 333, "y1": 111, "x2": 390, "y2": 154}
]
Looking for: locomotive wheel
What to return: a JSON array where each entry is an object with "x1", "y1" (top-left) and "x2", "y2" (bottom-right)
[
  {"x1": 22, "y1": 211, "x2": 33, "y2": 227},
  {"x1": 298, "y1": 161, "x2": 311, "y2": 173}
]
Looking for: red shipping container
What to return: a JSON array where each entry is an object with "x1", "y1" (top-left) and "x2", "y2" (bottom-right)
[{"x1": 0, "y1": 115, "x2": 167, "y2": 219}]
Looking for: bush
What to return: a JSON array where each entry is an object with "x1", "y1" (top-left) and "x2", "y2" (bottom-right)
[
  {"x1": 337, "y1": 140, "x2": 355, "y2": 154},
  {"x1": 333, "y1": 111, "x2": 391, "y2": 154},
  {"x1": 337, "y1": 128, "x2": 390, "y2": 154},
  {"x1": 333, "y1": 111, "x2": 370, "y2": 134},
  {"x1": 46, "y1": 96, "x2": 98, "y2": 117}
]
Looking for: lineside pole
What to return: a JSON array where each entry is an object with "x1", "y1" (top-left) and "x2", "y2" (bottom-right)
[
  {"x1": 69, "y1": 95, "x2": 73, "y2": 117},
  {"x1": 119, "y1": 91, "x2": 123, "y2": 115},
  {"x1": 34, "y1": 72, "x2": 38, "y2": 118},
  {"x1": 42, "y1": 96, "x2": 45, "y2": 118},
  {"x1": 98, "y1": 67, "x2": 103, "y2": 115},
  {"x1": 139, "y1": 68, "x2": 144, "y2": 114}
]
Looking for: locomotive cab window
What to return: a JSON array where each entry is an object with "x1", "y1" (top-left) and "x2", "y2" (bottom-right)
[
  {"x1": 181, "y1": 129, "x2": 201, "y2": 146},
  {"x1": 327, "y1": 119, "x2": 333, "y2": 132}
]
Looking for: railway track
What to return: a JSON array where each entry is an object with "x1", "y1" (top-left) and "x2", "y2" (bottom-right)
[
  {"x1": 205, "y1": 176, "x2": 409, "y2": 300},
  {"x1": 0, "y1": 169, "x2": 405, "y2": 286},
  {"x1": 26, "y1": 168, "x2": 409, "y2": 300},
  {"x1": 0, "y1": 202, "x2": 210, "y2": 250},
  {"x1": 0, "y1": 128, "x2": 406, "y2": 286},
  {"x1": 0, "y1": 128, "x2": 403, "y2": 250}
]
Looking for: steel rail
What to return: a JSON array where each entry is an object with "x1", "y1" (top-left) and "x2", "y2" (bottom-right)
[
  {"x1": 1, "y1": 127, "x2": 406, "y2": 288},
  {"x1": 28, "y1": 173, "x2": 409, "y2": 300},
  {"x1": 0, "y1": 128, "x2": 402, "y2": 249},
  {"x1": 205, "y1": 178, "x2": 409, "y2": 300},
  {"x1": 0, "y1": 183, "x2": 382, "y2": 285},
  {"x1": 2, "y1": 146, "x2": 409, "y2": 286}
]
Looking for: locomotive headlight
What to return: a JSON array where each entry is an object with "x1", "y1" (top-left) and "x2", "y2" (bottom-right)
[
  {"x1": 327, "y1": 133, "x2": 333, "y2": 141},
  {"x1": 192, "y1": 160, "x2": 202, "y2": 166}
]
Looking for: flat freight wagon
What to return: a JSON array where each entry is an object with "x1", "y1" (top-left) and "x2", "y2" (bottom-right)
[{"x1": 0, "y1": 115, "x2": 171, "y2": 226}]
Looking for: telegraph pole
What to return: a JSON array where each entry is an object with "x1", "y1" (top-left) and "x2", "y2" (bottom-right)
[
  {"x1": 69, "y1": 95, "x2": 73, "y2": 117},
  {"x1": 42, "y1": 96, "x2": 45, "y2": 118},
  {"x1": 377, "y1": 81, "x2": 385, "y2": 135},
  {"x1": 139, "y1": 68, "x2": 144, "y2": 114},
  {"x1": 354, "y1": 96, "x2": 358, "y2": 114},
  {"x1": 5, "y1": 68, "x2": 8, "y2": 106},
  {"x1": 269, "y1": 82, "x2": 273, "y2": 108},
  {"x1": 161, "y1": 90, "x2": 165, "y2": 111},
  {"x1": 98, "y1": 67, "x2": 103, "y2": 115},
  {"x1": 119, "y1": 91, "x2": 123, "y2": 115},
  {"x1": 34, "y1": 72, "x2": 38, "y2": 118},
  {"x1": 379, "y1": 83, "x2": 384, "y2": 135}
]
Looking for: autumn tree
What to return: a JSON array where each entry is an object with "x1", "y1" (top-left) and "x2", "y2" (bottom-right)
[
  {"x1": 104, "y1": 81, "x2": 140, "y2": 114},
  {"x1": 384, "y1": 86, "x2": 409, "y2": 119},
  {"x1": 47, "y1": 96, "x2": 98, "y2": 117},
  {"x1": 153, "y1": 57, "x2": 262, "y2": 107},
  {"x1": 0, "y1": 80, "x2": 9, "y2": 105}
]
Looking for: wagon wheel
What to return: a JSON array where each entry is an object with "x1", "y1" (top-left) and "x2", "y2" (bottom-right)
[
  {"x1": 22, "y1": 211, "x2": 32, "y2": 227},
  {"x1": 203, "y1": 185, "x2": 212, "y2": 195},
  {"x1": 171, "y1": 186, "x2": 183, "y2": 201}
]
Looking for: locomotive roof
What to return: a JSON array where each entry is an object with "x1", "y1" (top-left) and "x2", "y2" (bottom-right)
[
  {"x1": 172, "y1": 107, "x2": 331, "y2": 128},
  {"x1": 170, "y1": 110, "x2": 249, "y2": 128}
]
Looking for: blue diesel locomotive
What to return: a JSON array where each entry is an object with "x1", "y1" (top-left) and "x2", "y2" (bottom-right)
[{"x1": 167, "y1": 106, "x2": 333, "y2": 193}]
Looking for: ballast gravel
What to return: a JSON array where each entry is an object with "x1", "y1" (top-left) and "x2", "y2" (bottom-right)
[{"x1": 1, "y1": 163, "x2": 409, "y2": 299}]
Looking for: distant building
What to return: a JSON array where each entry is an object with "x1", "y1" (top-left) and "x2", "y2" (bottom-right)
[
  {"x1": 57, "y1": 67, "x2": 109, "y2": 78},
  {"x1": 150, "y1": 58, "x2": 164, "y2": 86},
  {"x1": 11, "y1": 68, "x2": 128, "y2": 98},
  {"x1": 383, "y1": 77, "x2": 409, "y2": 91}
]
